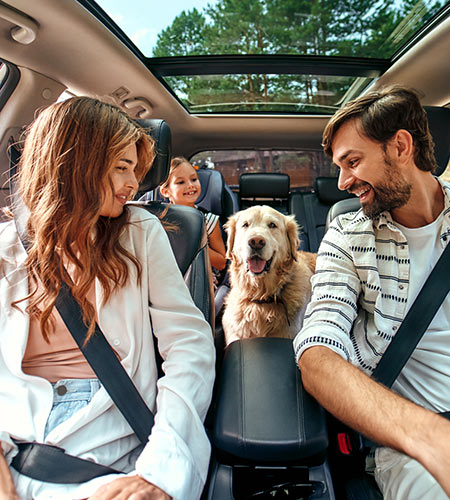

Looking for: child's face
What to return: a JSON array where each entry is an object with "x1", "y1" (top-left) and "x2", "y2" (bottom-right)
[{"x1": 162, "y1": 162, "x2": 201, "y2": 207}]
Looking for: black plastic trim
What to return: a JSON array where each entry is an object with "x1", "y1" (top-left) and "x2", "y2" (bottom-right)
[
  {"x1": 391, "y1": 3, "x2": 450, "y2": 63},
  {"x1": 147, "y1": 55, "x2": 389, "y2": 78},
  {"x1": 75, "y1": 0, "x2": 144, "y2": 60},
  {"x1": 0, "y1": 60, "x2": 20, "y2": 112}
]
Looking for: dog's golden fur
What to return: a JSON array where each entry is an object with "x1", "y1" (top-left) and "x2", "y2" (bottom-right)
[{"x1": 222, "y1": 205, "x2": 316, "y2": 346}]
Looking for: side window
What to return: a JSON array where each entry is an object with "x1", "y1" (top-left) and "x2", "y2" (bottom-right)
[
  {"x1": 190, "y1": 150, "x2": 335, "y2": 192},
  {"x1": 0, "y1": 59, "x2": 20, "y2": 217},
  {"x1": 0, "y1": 60, "x2": 20, "y2": 111}
]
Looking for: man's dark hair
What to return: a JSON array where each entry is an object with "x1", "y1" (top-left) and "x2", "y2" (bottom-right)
[{"x1": 322, "y1": 86, "x2": 437, "y2": 172}]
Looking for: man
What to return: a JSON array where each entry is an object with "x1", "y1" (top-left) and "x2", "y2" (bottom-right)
[{"x1": 294, "y1": 86, "x2": 450, "y2": 499}]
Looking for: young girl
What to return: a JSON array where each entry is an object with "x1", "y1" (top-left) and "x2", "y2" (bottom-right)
[
  {"x1": 160, "y1": 157, "x2": 227, "y2": 275},
  {"x1": 0, "y1": 97, "x2": 215, "y2": 500}
]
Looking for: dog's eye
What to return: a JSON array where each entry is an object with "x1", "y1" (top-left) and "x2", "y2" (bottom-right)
[
  {"x1": 242, "y1": 221, "x2": 249, "y2": 228},
  {"x1": 268, "y1": 222, "x2": 277, "y2": 229}
]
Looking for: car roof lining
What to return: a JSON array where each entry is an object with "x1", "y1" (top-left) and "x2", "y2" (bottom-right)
[{"x1": 0, "y1": 0, "x2": 448, "y2": 161}]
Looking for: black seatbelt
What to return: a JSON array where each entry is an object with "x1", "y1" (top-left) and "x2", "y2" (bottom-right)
[
  {"x1": 303, "y1": 193, "x2": 320, "y2": 252},
  {"x1": 55, "y1": 280, "x2": 155, "y2": 442},
  {"x1": 371, "y1": 241, "x2": 450, "y2": 389}
]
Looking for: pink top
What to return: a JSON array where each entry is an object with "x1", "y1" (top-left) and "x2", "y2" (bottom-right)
[{"x1": 22, "y1": 278, "x2": 96, "y2": 383}]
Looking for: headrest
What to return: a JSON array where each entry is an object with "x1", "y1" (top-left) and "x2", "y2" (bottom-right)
[
  {"x1": 136, "y1": 119, "x2": 172, "y2": 193},
  {"x1": 315, "y1": 176, "x2": 356, "y2": 205},
  {"x1": 239, "y1": 173, "x2": 290, "y2": 199},
  {"x1": 196, "y1": 168, "x2": 226, "y2": 215},
  {"x1": 424, "y1": 106, "x2": 450, "y2": 176}
]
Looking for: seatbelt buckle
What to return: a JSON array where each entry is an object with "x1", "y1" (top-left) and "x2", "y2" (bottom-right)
[{"x1": 337, "y1": 431, "x2": 366, "y2": 456}]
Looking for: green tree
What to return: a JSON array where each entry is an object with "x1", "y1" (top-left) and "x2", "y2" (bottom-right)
[
  {"x1": 153, "y1": 8, "x2": 208, "y2": 57},
  {"x1": 152, "y1": 0, "x2": 445, "y2": 112}
]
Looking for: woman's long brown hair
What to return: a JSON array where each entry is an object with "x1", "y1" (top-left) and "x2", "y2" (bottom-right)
[{"x1": 16, "y1": 97, "x2": 155, "y2": 341}]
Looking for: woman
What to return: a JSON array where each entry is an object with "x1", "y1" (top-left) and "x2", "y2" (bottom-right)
[{"x1": 0, "y1": 97, "x2": 215, "y2": 500}]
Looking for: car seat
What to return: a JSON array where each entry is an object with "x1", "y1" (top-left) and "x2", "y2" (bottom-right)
[
  {"x1": 239, "y1": 172, "x2": 290, "y2": 213},
  {"x1": 195, "y1": 167, "x2": 239, "y2": 227},
  {"x1": 290, "y1": 176, "x2": 356, "y2": 252},
  {"x1": 138, "y1": 162, "x2": 237, "y2": 323},
  {"x1": 134, "y1": 119, "x2": 214, "y2": 328}
]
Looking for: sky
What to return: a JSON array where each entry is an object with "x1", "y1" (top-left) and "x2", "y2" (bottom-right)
[{"x1": 94, "y1": 0, "x2": 216, "y2": 56}]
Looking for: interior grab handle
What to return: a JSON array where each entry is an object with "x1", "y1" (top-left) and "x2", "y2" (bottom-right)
[
  {"x1": 122, "y1": 98, "x2": 153, "y2": 119},
  {"x1": 0, "y1": 4, "x2": 38, "y2": 45}
]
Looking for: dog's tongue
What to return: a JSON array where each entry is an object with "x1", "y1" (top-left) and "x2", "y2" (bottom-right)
[{"x1": 247, "y1": 257, "x2": 266, "y2": 274}]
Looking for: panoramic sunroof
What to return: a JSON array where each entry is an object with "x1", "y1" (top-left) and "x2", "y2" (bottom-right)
[
  {"x1": 161, "y1": 73, "x2": 359, "y2": 114},
  {"x1": 85, "y1": 0, "x2": 449, "y2": 114}
]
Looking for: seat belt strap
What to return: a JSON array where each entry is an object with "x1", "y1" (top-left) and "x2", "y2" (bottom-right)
[
  {"x1": 11, "y1": 443, "x2": 119, "y2": 483},
  {"x1": 304, "y1": 193, "x2": 319, "y2": 252},
  {"x1": 55, "y1": 280, "x2": 155, "y2": 443},
  {"x1": 372, "y1": 241, "x2": 450, "y2": 388}
]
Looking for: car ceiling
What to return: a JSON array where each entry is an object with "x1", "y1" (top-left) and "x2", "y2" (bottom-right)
[{"x1": 0, "y1": 0, "x2": 449, "y2": 161}]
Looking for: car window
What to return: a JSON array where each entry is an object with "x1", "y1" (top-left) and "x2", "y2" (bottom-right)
[
  {"x1": 0, "y1": 59, "x2": 19, "y2": 111},
  {"x1": 190, "y1": 149, "x2": 336, "y2": 191}
]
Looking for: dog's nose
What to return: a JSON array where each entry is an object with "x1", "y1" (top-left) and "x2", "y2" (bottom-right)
[{"x1": 249, "y1": 236, "x2": 265, "y2": 250}]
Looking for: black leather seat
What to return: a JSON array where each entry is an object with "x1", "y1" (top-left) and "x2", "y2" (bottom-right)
[
  {"x1": 239, "y1": 172, "x2": 290, "y2": 213},
  {"x1": 206, "y1": 338, "x2": 334, "y2": 499},
  {"x1": 289, "y1": 177, "x2": 355, "y2": 252},
  {"x1": 196, "y1": 167, "x2": 239, "y2": 227},
  {"x1": 133, "y1": 119, "x2": 214, "y2": 327}
]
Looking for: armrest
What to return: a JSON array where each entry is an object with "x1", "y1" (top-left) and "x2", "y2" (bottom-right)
[{"x1": 212, "y1": 338, "x2": 328, "y2": 464}]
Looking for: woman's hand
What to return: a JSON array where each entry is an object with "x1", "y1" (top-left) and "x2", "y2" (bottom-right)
[
  {"x1": 0, "y1": 493, "x2": 21, "y2": 500},
  {"x1": 87, "y1": 475, "x2": 171, "y2": 500},
  {"x1": 0, "y1": 449, "x2": 21, "y2": 500}
]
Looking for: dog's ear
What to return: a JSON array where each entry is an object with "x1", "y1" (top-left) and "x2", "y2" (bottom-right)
[
  {"x1": 224, "y1": 214, "x2": 237, "y2": 260},
  {"x1": 285, "y1": 215, "x2": 300, "y2": 260}
]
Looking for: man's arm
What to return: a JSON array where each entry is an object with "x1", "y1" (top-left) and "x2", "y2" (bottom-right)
[{"x1": 299, "y1": 345, "x2": 450, "y2": 496}]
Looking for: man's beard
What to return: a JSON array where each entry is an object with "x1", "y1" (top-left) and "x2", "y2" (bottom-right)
[{"x1": 361, "y1": 155, "x2": 412, "y2": 219}]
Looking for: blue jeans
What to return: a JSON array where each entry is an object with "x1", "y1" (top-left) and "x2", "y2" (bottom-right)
[{"x1": 44, "y1": 378, "x2": 101, "y2": 439}]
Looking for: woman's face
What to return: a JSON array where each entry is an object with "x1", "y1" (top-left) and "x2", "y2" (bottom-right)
[
  {"x1": 161, "y1": 162, "x2": 201, "y2": 207},
  {"x1": 99, "y1": 142, "x2": 139, "y2": 218}
]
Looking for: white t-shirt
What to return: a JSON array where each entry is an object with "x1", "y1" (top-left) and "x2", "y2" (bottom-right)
[{"x1": 392, "y1": 214, "x2": 450, "y2": 412}]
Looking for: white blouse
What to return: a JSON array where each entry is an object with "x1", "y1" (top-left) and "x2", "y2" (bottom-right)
[{"x1": 0, "y1": 206, "x2": 215, "y2": 500}]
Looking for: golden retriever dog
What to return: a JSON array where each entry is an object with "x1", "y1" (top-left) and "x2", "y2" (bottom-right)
[{"x1": 222, "y1": 205, "x2": 316, "y2": 346}]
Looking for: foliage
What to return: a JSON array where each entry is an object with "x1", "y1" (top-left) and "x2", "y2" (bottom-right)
[{"x1": 152, "y1": 0, "x2": 444, "y2": 112}]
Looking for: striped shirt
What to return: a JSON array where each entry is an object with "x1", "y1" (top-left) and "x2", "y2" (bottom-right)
[
  {"x1": 294, "y1": 180, "x2": 450, "y2": 392},
  {"x1": 202, "y1": 210, "x2": 219, "y2": 237}
]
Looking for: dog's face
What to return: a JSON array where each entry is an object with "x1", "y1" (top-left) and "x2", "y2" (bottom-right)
[{"x1": 225, "y1": 205, "x2": 300, "y2": 276}]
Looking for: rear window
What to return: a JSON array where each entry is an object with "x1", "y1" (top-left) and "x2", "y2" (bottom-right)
[{"x1": 190, "y1": 150, "x2": 336, "y2": 191}]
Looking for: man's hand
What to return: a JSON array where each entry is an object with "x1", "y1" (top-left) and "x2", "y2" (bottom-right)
[{"x1": 87, "y1": 475, "x2": 171, "y2": 500}]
